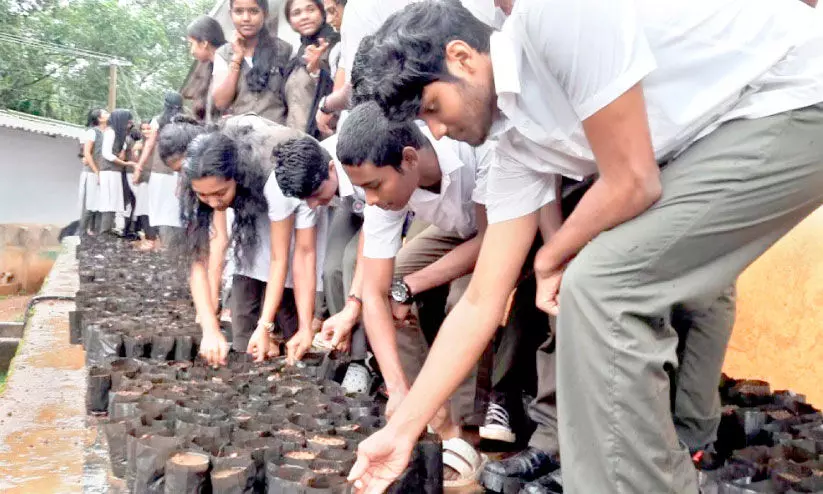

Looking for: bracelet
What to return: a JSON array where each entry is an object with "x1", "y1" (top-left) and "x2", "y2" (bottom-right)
[
  {"x1": 347, "y1": 294, "x2": 362, "y2": 307},
  {"x1": 230, "y1": 61, "x2": 243, "y2": 72}
]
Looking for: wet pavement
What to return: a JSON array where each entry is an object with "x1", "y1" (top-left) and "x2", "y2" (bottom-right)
[{"x1": 0, "y1": 238, "x2": 117, "y2": 493}]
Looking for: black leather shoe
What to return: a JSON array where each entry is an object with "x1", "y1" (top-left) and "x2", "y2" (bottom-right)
[
  {"x1": 480, "y1": 447, "x2": 560, "y2": 494},
  {"x1": 520, "y1": 470, "x2": 563, "y2": 494}
]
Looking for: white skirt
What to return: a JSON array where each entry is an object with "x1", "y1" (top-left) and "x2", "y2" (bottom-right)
[
  {"x1": 148, "y1": 173, "x2": 181, "y2": 227},
  {"x1": 97, "y1": 170, "x2": 124, "y2": 213},
  {"x1": 127, "y1": 179, "x2": 150, "y2": 217},
  {"x1": 78, "y1": 170, "x2": 100, "y2": 212}
]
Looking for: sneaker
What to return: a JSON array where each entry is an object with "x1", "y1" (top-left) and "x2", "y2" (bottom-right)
[{"x1": 480, "y1": 401, "x2": 517, "y2": 443}]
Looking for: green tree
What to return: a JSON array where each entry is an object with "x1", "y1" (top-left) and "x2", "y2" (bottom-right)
[{"x1": 0, "y1": 0, "x2": 213, "y2": 124}]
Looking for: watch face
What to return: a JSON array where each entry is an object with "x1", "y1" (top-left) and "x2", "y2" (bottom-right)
[{"x1": 390, "y1": 281, "x2": 409, "y2": 302}]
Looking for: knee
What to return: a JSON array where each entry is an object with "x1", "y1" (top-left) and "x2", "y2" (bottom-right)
[{"x1": 559, "y1": 243, "x2": 620, "y2": 305}]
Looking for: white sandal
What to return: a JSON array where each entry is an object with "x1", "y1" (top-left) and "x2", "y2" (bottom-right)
[
  {"x1": 442, "y1": 437, "x2": 487, "y2": 488},
  {"x1": 341, "y1": 362, "x2": 371, "y2": 394}
]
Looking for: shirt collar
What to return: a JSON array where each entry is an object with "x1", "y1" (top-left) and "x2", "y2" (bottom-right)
[
  {"x1": 320, "y1": 134, "x2": 356, "y2": 198},
  {"x1": 421, "y1": 125, "x2": 465, "y2": 184}
]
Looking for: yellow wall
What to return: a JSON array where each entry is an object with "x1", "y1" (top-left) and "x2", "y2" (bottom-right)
[{"x1": 724, "y1": 206, "x2": 823, "y2": 407}]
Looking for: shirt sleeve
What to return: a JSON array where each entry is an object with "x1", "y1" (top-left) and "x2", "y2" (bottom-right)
[
  {"x1": 362, "y1": 204, "x2": 407, "y2": 259},
  {"x1": 81, "y1": 128, "x2": 96, "y2": 144},
  {"x1": 263, "y1": 172, "x2": 317, "y2": 227},
  {"x1": 470, "y1": 140, "x2": 496, "y2": 206},
  {"x1": 212, "y1": 55, "x2": 230, "y2": 90},
  {"x1": 528, "y1": 0, "x2": 656, "y2": 120},
  {"x1": 484, "y1": 143, "x2": 558, "y2": 224},
  {"x1": 150, "y1": 118, "x2": 159, "y2": 131},
  {"x1": 101, "y1": 128, "x2": 117, "y2": 162}
]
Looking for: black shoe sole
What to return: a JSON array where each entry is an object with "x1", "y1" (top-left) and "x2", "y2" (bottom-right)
[{"x1": 480, "y1": 469, "x2": 526, "y2": 494}]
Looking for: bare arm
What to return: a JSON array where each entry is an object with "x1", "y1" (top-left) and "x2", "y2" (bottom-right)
[
  {"x1": 212, "y1": 54, "x2": 244, "y2": 111},
  {"x1": 208, "y1": 210, "x2": 229, "y2": 310},
  {"x1": 291, "y1": 225, "x2": 317, "y2": 334},
  {"x1": 135, "y1": 126, "x2": 157, "y2": 170},
  {"x1": 404, "y1": 204, "x2": 487, "y2": 295},
  {"x1": 191, "y1": 259, "x2": 222, "y2": 337},
  {"x1": 324, "y1": 80, "x2": 352, "y2": 113},
  {"x1": 383, "y1": 213, "x2": 539, "y2": 438},
  {"x1": 257, "y1": 217, "x2": 296, "y2": 327},
  {"x1": 83, "y1": 139, "x2": 99, "y2": 174},
  {"x1": 534, "y1": 84, "x2": 661, "y2": 274},
  {"x1": 361, "y1": 254, "x2": 409, "y2": 394}
]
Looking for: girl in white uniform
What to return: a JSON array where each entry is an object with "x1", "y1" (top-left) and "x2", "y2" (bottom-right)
[
  {"x1": 99, "y1": 109, "x2": 137, "y2": 234},
  {"x1": 134, "y1": 92, "x2": 186, "y2": 248},
  {"x1": 78, "y1": 108, "x2": 108, "y2": 235}
]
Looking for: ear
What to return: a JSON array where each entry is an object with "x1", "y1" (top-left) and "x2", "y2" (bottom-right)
[
  {"x1": 401, "y1": 146, "x2": 419, "y2": 173},
  {"x1": 328, "y1": 159, "x2": 336, "y2": 177},
  {"x1": 444, "y1": 40, "x2": 478, "y2": 77}
]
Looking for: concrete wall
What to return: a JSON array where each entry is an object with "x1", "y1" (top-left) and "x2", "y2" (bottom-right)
[{"x1": 0, "y1": 126, "x2": 81, "y2": 226}]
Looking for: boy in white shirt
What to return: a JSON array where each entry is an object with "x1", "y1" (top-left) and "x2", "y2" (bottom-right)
[{"x1": 346, "y1": 0, "x2": 823, "y2": 492}]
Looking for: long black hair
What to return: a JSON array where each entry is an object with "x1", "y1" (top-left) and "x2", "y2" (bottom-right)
[
  {"x1": 108, "y1": 109, "x2": 133, "y2": 156},
  {"x1": 86, "y1": 108, "x2": 105, "y2": 128},
  {"x1": 230, "y1": 0, "x2": 283, "y2": 93},
  {"x1": 179, "y1": 125, "x2": 269, "y2": 267},
  {"x1": 187, "y1": 15, "x2": 226, "y2": 48},
  {"x1": 186, "y1": 16, "x2": 227, "y2": 121},
  {"x1": 158, "y1": 91, "x2": 184, "y2": 128}
]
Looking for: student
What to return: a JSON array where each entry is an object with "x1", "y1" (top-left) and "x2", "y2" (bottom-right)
[
  {"x1": 322, "y1": 0, "x2": 346, "y2": 74},
  {"x1": 185, "y1": 15, "x2": 227, "y2": 123},
  {"x1": 346, "y1": 1, "x2": 823, "y2": 493},
  {"x1": 124, "y1": 126, "x2": 152, "y2": 241},
  {"x1": 178, "y1": 114, "x2": 321, "y2": 366},
  {"x1": 134, "y1": 92, "x2": 186, "y2": 248},
  {"x1": 274, "y1": 133, "x2": 371, "y2": 392},
  {"x1": 99, "y1": 109, "x2": 137, "y2": 234},
  {"x1": 334, "y1": 101, "x2": 504, "y2": 486},
  {"x1": 79, "y1": 108, "x2": 108, "y2": 235},
  {"x1": 212, "y1": 0, "x2": 293, "y2": 124},
  {"x1": 283, "y1": 0, "x2": 340, "y2": 137}
]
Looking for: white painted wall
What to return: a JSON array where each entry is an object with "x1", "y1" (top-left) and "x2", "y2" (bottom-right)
[{"x1": 0, "y1": 127, "x2": 82, "y2": 225}]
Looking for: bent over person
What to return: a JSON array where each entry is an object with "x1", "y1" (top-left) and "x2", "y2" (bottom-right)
[
  {"x1": 175, "y1": 114, "x2": 322, "y2": 366},
  {"x1": 346, "y1": 0, "x2": 823, "y2": 493}
]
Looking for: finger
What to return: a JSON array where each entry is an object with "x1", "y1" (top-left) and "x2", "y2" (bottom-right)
[
  {"x1": 364, "y1": 477, "x2": 394, "y2": 494},
  {"x1": 347, "y1": 455, "x2": 370, "y2": 483},
  {"x1": 331, "y1": 329, "x2": 343, "y2": 348}
]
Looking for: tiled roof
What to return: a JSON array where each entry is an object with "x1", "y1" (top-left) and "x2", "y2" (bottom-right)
[{"x1": 0, "y1": 109, "x2": 86, "y2": 140}]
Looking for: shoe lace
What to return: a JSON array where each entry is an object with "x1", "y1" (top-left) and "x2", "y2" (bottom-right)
[{"x1": 485, "y1": 402, "x2": 510, "y2": 426}]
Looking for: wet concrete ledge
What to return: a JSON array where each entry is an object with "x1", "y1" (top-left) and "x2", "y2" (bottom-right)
[{"x1": 0, "y1": 237, "x2": 115, "y2": 493}]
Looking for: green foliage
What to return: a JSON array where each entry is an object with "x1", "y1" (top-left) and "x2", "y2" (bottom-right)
[{"x1": 0, "y1": 0, "x2": 213, "y2": 124}]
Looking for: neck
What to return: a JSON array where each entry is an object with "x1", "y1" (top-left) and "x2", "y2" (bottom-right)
[
  {"x1": 416, "y1": 146, "x2": 442, "y2": 189},
  {"x1": 207, "y1": 47, "x2": 216, "y2": 63},
  {"x1": 245, "y1": 35, "x2": 260, "y2": 52}
]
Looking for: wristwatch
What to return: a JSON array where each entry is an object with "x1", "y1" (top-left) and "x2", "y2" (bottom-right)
[
  {"x1": 318, "y1": 96, "x2": 333, "y2": 115},
  {"x1": 257, "y1": 321, "x2": 274, "y2": 333},
  {"x1": 390, "y1": 278, "x2": 413, "y2": 305}
]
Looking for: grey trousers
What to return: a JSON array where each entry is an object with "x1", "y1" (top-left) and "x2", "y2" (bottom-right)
[
  {"x1": 323, "y1": 206, "x2": 367, "y2": 360},
  {"x1": 230, "y1": 274, "x2": 299, "y2": 352},
  {"x1": 527, "y1": 289, "x2": 736, "y2": 455},
  {"x1": 556, "y1": 104, "x2": 823, "y2": 493},
  {"x1": 393, "y1": 225, "x2": 479, "y2": 424}
]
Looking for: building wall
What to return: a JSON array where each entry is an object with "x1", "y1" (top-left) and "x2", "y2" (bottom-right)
[
  {"x1": 0, "y1": 127, "x2": 81, "y2": 226},
  {"x1": 724, "y1": 206, "x2": 823, "y2": 407}
]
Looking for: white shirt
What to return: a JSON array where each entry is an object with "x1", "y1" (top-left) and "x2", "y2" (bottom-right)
[
  {"x1": 80, "y1": 128, "x2": 97, "y2": 144},
  {"x1": 339, "y1": 0, "x2": 500, "y2": 81},
  {"x1": 234, "y1": 171, "x2": 317, "y2": 285},
  {"x1": 339, "y1": 0, "x2": 414, "y2": 83},
  {"x1": 320, "y1": 134, "x2": 366, "y2": 203},
  {"x1": 485, "y1": 0, "x2": 823, "y2": 224},
  {"x1": 101, "y1": 127, "x2": 126, "y2": 162},
  {"x1": 362, "y1": 128, "x2": 481, "y2": 259}
]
